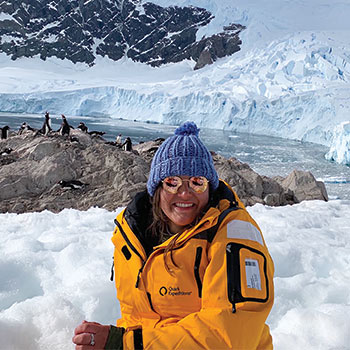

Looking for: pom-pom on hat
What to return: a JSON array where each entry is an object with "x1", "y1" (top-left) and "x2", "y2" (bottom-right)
[{"x1": 147, "y1": 121, "x2": 219, "y2": 196}]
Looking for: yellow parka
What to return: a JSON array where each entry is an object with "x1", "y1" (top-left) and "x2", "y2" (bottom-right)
[{"x1": 111, "y1": 181, "x2": 274, "y2": 350}]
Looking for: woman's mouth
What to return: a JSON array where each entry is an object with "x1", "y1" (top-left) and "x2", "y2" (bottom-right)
[{"x1": 174, "y1": 203, "x2": 194, "y2": 208}]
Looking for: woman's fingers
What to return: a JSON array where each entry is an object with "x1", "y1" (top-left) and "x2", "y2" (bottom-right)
[
  {"x1": 74, "y1": 346, "x2": 94, "y2": 350},
  {"x1": 74, "y1": 321, "x2": 101, "y2": 335},
  {"x1": 72, "y1": 332, "x2": 92, "y2": 345},
  {"x1": 73, "y1": 321, "x2": 110, "y2": 349}
]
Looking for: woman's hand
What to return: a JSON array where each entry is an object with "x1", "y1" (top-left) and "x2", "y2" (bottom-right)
[{"x1": 72, "y1": 320, "x2": 110, "y2": 349}]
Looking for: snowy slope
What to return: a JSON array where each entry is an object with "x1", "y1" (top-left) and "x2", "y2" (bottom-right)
[
  {"x1": 1, "y1": 0, "x2": 350, "y2": 147},
  {"x1": 1, "y1": 201, "x2": 350, "y2": 350}
]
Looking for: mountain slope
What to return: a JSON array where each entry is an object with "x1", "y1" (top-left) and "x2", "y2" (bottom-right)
[
  {"x1": 0, "y1": 0, "x2": 244, "y2": 69},
  {"x1": 0, "y1": 0, "x2": 350, "y2": 150}
]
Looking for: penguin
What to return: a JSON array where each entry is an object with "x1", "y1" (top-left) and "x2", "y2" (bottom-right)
[
  {"x1": 0, "y1": 126, "x2": 10, "y2": 140},
  {"x1": 18, "y1": 122, "x2": 36, "y2": 135},
  {"x1": 121, "y1": 137, "x2": 132, "y2": 151},
  {"x1": 115, "y1": 134, "x2": 122, "y2": 146},
  {"x1": 88, "y1": 130, "x2": 105, "y2": 136},
  {"x1": 40, "y1": 112, "x2": 52, "y2": 135},
  {"x1": 77, "y1": 122, "x2": 88, "y2": 133},
  {"x1": 77, "y1": 122, "x2": 105, "y2": 137},
  {"x1": 59, "y1": 115, "x2": 72, "y2": 136},
  {"x1": 1, "y1": 147, "x2": 13, "y2": 156},
  {"x1": 58, "y1": 180, "x2": 87, "y2": 190}
]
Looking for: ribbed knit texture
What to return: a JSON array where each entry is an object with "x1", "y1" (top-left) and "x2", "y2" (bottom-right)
[{"x1": 147, "y1": 121, "x2": 219, "y2": 196}]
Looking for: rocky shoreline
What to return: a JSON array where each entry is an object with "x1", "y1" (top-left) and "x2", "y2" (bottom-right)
[{"x1": 0, "y1": 129, "x2": 328, "y2": 214}]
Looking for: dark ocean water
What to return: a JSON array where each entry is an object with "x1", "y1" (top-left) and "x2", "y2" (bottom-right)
[{"x1": 1, "y1": 112, "x2": 349, "y2": 200}]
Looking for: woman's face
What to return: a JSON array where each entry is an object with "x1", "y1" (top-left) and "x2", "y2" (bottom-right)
[{"x1": 159, "y1": 176, "x2": 209, "y2": 234}]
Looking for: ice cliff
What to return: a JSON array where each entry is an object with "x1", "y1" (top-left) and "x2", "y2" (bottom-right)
[{"x1": 326, "y1": 121, "x2": 350, "y2": 166}]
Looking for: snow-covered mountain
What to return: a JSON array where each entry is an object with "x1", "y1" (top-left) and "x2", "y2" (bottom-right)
[
  {"x1": 0, "y1": 0, "x2": 243, "y2": 69},
  {"x1": 1, "y1": 0, "x2": 350, "y2": 162}
]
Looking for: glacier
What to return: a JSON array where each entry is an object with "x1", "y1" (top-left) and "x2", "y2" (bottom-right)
[
  {"x1": 326, "y1": 121, "x2": 350, "y2": 166},
  {"x1": 1, "y1": 0, "x2": 350, "y2": 163}
]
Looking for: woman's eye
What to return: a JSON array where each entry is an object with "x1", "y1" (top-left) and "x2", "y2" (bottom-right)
[
  {"x1": 191, "y1": 178, "x2": 203, "y2": 186},
  {"x1": 165, "y1": 178, "x2": 179, "y2": 187}
]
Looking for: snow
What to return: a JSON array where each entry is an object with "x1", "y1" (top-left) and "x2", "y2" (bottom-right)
[
  {"x1": 0, "y1": 13, "x2": 16, "y2": 22},
  {"x1": 0, "y1": 39, "x2": 348, "y2": 144},
  {"x1": 325, "y1": 121, "x2": 350, "y2": 166},
  {"x1": 0, "y1": 2, "x2": 350, "y2": 155},
  {"x1": 1, "y1": 2, "x2": 350, "y2": 346},
  {"x1": 1, "y1": 200, "x2": 350, "y2": 350}
]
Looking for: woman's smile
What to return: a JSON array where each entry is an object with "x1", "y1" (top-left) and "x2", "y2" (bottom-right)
[
  {"x1": 160, "y1": 176, "x2": 209, "y2": 234},
  {"x1": 174, "y1": 202, "x2": 194, "y2": 208}
]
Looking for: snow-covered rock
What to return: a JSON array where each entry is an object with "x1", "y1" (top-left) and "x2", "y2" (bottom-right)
[
  {"x1": 325, "y1": 121, "x2": 350, "y2": 165},
  {"x1": 0, "y1": 0, "x2": 244, "y2": 69}
]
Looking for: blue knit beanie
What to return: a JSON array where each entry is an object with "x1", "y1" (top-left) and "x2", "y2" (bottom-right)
[{"x1": 147, "y1": 121, "x2": 219, "y2": 196}]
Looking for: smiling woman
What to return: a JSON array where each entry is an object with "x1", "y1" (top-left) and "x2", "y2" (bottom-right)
[
  {"x1": 73, "y1": 121, "x2": 275, "y2": 350},
  {"x1": 158, "y1": 175, "x2": 209, "y2": 233}
]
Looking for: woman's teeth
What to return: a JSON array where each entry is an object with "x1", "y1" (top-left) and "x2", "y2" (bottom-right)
[{"x1": 175, "y1": 203, "x2": 193, "y2": 208}]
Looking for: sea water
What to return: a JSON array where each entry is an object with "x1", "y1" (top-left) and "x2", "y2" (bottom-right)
[{"x1": 1, "y1": 112, "x2": 350, "y2": 200}]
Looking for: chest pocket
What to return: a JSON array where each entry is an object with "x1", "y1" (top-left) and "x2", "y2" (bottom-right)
[{"x1": 143, "y1": 241, "x2": 208, "y2": 319}]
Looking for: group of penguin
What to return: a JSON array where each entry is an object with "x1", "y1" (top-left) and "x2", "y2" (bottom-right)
[
  {"x1": 1, "y1": 112, "x2": 107, "y2": 139},
  {"x1": 1, "y1": 113, "x2": 71, "y2": 139},
  {"x1": 0, "y1": 112, "x2": 134, "y2": 191},
  {"x1": 21, "y1": 112, "x2": 103, "y2": 137}
]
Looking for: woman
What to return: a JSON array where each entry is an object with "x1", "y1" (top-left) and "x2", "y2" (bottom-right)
[{"x1": 73, "y1": 122, "x2": 274, "y2": 349}]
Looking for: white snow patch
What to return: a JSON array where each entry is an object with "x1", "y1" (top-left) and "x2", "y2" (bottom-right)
[{"x1": 0, "y1": 200, "x2": 350, "y2": 349}]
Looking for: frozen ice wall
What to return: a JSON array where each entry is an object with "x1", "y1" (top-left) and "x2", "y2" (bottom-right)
[
  {"x1": 1, "y1": 1, "x2": 350, "y2": 161},
  {"x1": 325, "y1": 121, "x2": 350, "y2": 165},
  {"x1": 1, "y1": 32, "x2": 350, "y2": 148}
]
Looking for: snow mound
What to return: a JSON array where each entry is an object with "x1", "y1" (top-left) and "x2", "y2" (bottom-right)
[{"x1": 1, "y1": 200, "x2": 350, "y2": 349}]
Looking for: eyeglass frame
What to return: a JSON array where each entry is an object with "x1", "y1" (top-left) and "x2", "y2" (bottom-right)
[{"x1": 161, "y1": 176, "x2": 209, "y2": 194}]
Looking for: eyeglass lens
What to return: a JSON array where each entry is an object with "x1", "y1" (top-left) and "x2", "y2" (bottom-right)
[{"x1": 162, "y1": 176, "x2": 207, "y2": 193}]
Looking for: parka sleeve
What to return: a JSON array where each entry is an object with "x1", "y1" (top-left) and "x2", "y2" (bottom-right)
[{"x1": 122, "y1": 209, "x2": 275, "y2": 350}]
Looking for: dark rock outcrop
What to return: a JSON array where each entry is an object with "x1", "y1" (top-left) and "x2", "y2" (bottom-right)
[
  {"x1": 273, "y1": 170, "x2": 328, "y2": 203},
  {"x1": 0, "y1": 131, "x2": 328, "y2": 214},
  {"x1": 213, "y1": 154, "x2": 328, "y2": 205},
  {"x1": 0, "y1": 0, "x2": 244, "y2": 69}
]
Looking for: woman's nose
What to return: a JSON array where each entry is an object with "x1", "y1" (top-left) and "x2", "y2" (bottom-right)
[{"x1": 177, "y1": 181, "x2": 191, "y2": 195}]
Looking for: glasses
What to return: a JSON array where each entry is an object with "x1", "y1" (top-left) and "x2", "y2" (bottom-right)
[{"x1": 162, "y1": 176, "x2": 208, "y2": 194}]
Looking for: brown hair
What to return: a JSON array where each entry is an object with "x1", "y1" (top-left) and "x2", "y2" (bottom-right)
[{"x1": 149, "y1": 186, "x2": 209, "y2": 275}]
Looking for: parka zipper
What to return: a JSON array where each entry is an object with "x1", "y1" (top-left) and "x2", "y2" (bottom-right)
[
  {"x1": 146, "y1": 292, "x2": 155, "y2": 312},
  {"x1": 114, "y1": 218, "x2": 145, "y2": 261},
  {"x1": 194, "y1": 246, "x2": 203, "y2": 298},
  {"x1": 110, "y1": 257, "x2": 114, "y2": 281},
  {"x1": 226, "y1": 243, "x2": 237, "y2": 313},
  {"x1": 135, "y1": 261, "x2": 147, "y2": 288},
  {"x1": 136, "y1": 246, "x2": 166, "y2": 288},
  {"x1": 114, "y1": 218, "x2": 145, "y2": 288},
  {"x1": 226, "y1": 242, "x2": 269, "y2": 313}
]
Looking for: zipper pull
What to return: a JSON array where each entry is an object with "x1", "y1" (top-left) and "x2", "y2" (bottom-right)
[
  {"x1": 135, "y1": 259, "x2": 147, "y2": 288},
  {"x1": 231, "y1": 302, "x2": 236, "y2": 313},
  {"x1": 110, "y1": 257, "x2": 114, "y2": 281},
  {"x1": 231, "y1": 289, "x2": 236, "y2": 313},
  {"x1": 135, "y1": 268, "x2": 142, "y2": 288}
]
